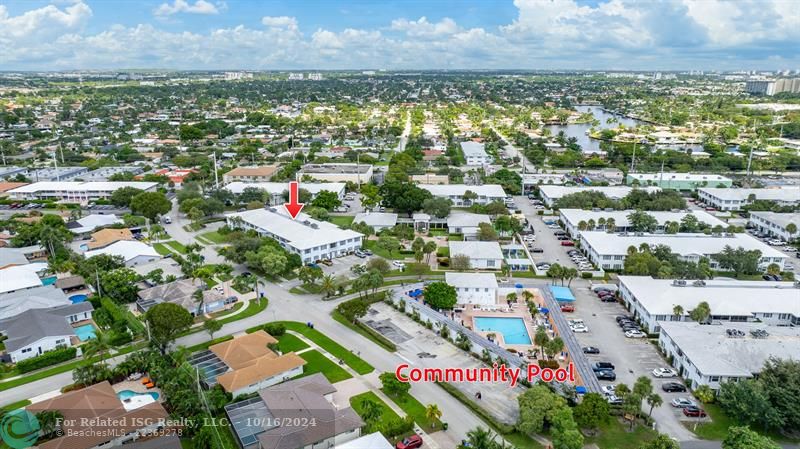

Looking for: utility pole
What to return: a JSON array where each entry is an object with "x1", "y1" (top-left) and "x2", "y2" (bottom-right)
[{"x1": 212, "y1": 152, "x2": 219, "y2": 190}]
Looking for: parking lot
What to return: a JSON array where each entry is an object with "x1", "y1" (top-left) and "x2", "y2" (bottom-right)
[
  {"x1": 512, "y1": 196, "x2": 584, "y2": 272},
  {"x1": 567, "y1": 282, "x2": 701, "y2": 440}
]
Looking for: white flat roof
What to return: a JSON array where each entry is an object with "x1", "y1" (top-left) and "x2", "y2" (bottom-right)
[
  {"x1": 447, "y1": 212, "x2": 491, "y2": 228},
  {"x1": 352, "y1": 212, "x2": 398, "y2": 227},
  {"x1": 0, "y1": 263, "x2": 47, "y2": 294},
  {"x1": 334, "y1": 432, "x2": 392, "y2": 449},
  {"x1": 69, "y1": 214, "x2": 123, "y2": 234},
  {"x1": 699, "y1": 187, "x2": 800, "y2": 202},
  {"x1": 446, "y1": 272, "x2": 498, "y2": 289},
  {"x1": 539, "y1": 185, "x2": 660, "y2": 200},
  {"x1": 84, "y1": 240, "x2": 159, "y2": 262},
  {"x1": 226, "y1": 207, "x2": 363, "y2": 250},
  {"x1": 460, "y1": 141, "x2": 487, "y2": 157},
  {"x1": 560, "y1": 209, "x2": 727, "y2": 228},
  {"x1": 628, "y1": 172, "x2": 731, "y2": 183},
  {"x1": 619, "y1": 276, "x2": 800, "y2": 317},
  {"x1": 8, "y1": 181, "x2": 157, "y2": 193},
  {"x1": 449, "y1": 241, "x2": 504, "y2": 260},
  {"x1": 660, "y1": 321, "x2": 800, "y2": 378},
  {"x1": 420, "y1": 184, "x2": 506, "y2": 198},
  {"x1": 749, "y1": 212, "x2": 800, "y2": 229},
  {"x1": 224, "y1": 181, "x2": 346, "y2": 195},
  {"x1": 581, "y1": 232, "x2": 786, "y2": 259}
]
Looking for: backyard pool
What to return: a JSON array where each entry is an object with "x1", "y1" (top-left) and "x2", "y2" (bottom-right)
[
  {"x1": 74, "y1": 324, "x2": 97, "y2": 341},
  {"x1": 69, "y1": 294, "x2": 88, "y2": 304},
  {"x1": 473, "y1": 316, "x2": 532, "y2": 345},
  {"x1": 117, "y1": 390, "x2": 159, "y2": 411}
]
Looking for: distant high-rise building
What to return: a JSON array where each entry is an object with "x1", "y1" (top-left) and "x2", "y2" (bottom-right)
[
  {"x1": 746, "y1": 77, "x2": 800, "y2": 96},
  {"x1": 308, "y1": 72, "x2": 323, "y2": 81},
  {"x1": 288, "y1": 73, "x2": 304, "y2": 80}
]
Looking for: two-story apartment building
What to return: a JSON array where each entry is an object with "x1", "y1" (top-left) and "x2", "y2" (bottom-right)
[
  {"x1": 698, "y1": 187, "x2": 800, "y2": 211},
  {"x1": 420, "y1": 184, "x2": 506, "y2": 206},
  {"x1": 748, "y1": 212, "x2": 800, "y2": 241}
]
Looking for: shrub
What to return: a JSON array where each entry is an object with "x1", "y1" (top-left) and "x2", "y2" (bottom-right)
[
  {"x1": 581, "y1": 272, "x2": 593, "y2": 279},
  {"x1": 16, "y1": 347, "x2": 77, "y2": 373},
  {"x1": 263, "y1": 322, "x2": 286, "y2": 336},
  {"x1": 536, "y1": 359, "x2": 560, "y2": 369}
]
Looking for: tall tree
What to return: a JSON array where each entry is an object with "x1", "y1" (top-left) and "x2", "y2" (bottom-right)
[{"x1": 145, "y1": 303, "x2": 193, "y2": 354}]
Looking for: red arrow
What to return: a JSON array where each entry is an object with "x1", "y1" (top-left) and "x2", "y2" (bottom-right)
[{"x1": 284, "y1": 181, "x2": 305, "y2": 219}]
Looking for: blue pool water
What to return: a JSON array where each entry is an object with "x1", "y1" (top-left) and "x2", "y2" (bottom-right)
[
  {"x1": 41, "y1": 276, "x2": 57, "y2": 286},
  {"x1": 74, "y1": 324, "x2": 97, "y2": 341},
  {"x1": 473, "y1": 317, "x2": 532, "y2": 345},
  {"x1": 69, "y1": 294, "x2": 88, "y2": 304},
  {"x1": 117, "y1": 390, "x2": 159, "y2": 401}
]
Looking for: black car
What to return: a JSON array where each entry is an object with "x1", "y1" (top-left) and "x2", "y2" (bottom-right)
[
  {"x1": 615, "y1": 316, "x2": 633, "y2": 323},
  {"x1": 582, "y1": 346, "x2": 600, "y2": 354},
  {"x1": 592, "y1": 362, "x2": 615, "y2": 371},
  {"x1": 595, "y1": 370, "x2": 616, "y2": 381},
  {"x1": 530, "y1": 247, "x2": 544, "y2": 253},
  {"x1": 662, "y1": 382, "x2": 687, "y2": 393},
  {"x1": 600, "y1": 296, "x2": 617, "y2": 303}
]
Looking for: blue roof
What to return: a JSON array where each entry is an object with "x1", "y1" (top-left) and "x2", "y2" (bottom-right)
[{"x1": 549, "y1": 285, "x2": 576, "y2": 302}]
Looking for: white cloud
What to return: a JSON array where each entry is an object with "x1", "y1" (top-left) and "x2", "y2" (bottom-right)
[
  {"x1": 1, "y1": 0, "x2": 798, "y2": 70},
  {"x1": 154, "y1": 0, "x2": 221, "y2": 17}
]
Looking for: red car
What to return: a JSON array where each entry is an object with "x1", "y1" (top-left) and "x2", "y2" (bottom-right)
[
  {"x1": 396, "y1": 435, "x2": 423, "y2": 449},
  {"x1": 560, "y1": 240, "x2": 575, "y2": 246},
  {"x1": 683, "y1": 406, "x2": 707, "y2": 418},
  {"x1": 560, "y1": 304, "x2": 575, "y2": 312}
]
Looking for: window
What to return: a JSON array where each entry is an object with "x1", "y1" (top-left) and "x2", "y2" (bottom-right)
[
  {"x1": 487, "y1": 260, "x2": 495, "y2": 267},
  {"x1": 709, "y1": 376, "x2": 720, "y2": 382}
]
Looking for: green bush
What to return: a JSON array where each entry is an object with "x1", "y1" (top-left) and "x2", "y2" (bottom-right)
[
  {"x1": 263, "y1": 322, "x2": 286, "y2": 336},
  {"x1": 16, "y1": 347, "x2": 77, "y2": 373},
  {"x1": 108, "y1": 331, "x2": 133, "y2": 346},
  {"x1": 537, "y1": 359, "x2": 560, "y2": 369},
  {"x1": 581, "y1": 272, "x2": 593, "y2": 279}
]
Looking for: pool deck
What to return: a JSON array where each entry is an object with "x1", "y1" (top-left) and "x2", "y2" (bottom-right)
[
  {"x1": 112, "y1": 381, "x2": 163, "y2": 404},
  {"x1": 70, "y1": 319, "x2": 97, "y2": 345},
  {"x1": 459, "y1": 288, "x2": 543, "y2": 354}
]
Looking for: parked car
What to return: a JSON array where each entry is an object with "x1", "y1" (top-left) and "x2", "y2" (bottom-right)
[
  {"x1": 530, "y1": 247, "x2": 544, "y2": 253},
  {"x1": 560, "y1": 304, "x2": 575, "y2": 313},
  {"x1": 582, "y1": 346, "x2": 600, "y2": 354},
  {"x1": 396, "y1": 435, "x2": 423, "y2": 449},
  {"x1": 683, "y1": 406, "x2": 707, "y2": 418},
  {"x1": 354, "y1": 250, "x2": 367, "y2": 258},
  {"x1": 605, "y1": 394, "x2": 623, "y2": 405},
  {"x1": 392, "y1": 261, "x2": 406, "y2": 270},
  {"x1": 560, "y1": 240, "x2": 575, "y2": 246},
  {"x1": 601, "y1": 385, "x2": 615, "y2": 395},
  {"x1": 615, "y1": 315, "x2": 633, "y2": 323},
  {"x1": 571, "y1": 324, "x2": 589, "y2": 333},
  {"x1": 670, "y1": 397, "x2": 697, "y2": 408},
  {"x1": 625, "y1": 330, "x2": 647, "y2": 338},
  {"x1": 662, "y1": 382, "x2": 687, "y2": 393},
  {"x1": 595, "y1": 370, "x2": 616, "y2": 381},
  {"x1": 653, "y1": 368, "x2": 678, "y2": 378},
  {"x1": 600, "y1": 296, "x2": 617, "y2": 303},
  {"x1": 592, "y1": 362, "x2": 615, "y2": 371}
]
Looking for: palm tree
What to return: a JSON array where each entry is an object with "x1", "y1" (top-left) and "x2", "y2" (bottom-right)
[
  {"x1": 646, "y1": 393, "x2": 663, "y2": 417},
  {"x1": 606, "y1": 217, "x2": 616, "y2": 233},
  {"x1": 578, "y1": 220, "x2": 588, "y2": 231},
  {"x1": 597, "y1": 217, "x2": 606, "y2": 230},
  {"x1": 533, "y1": 326, "x2": 549, "y2": 358},
  {"x1": 423, "y1": 240, "x2": 437, "y2": 263},
  {"x1": 587, "y1": 218, "x2": 596, "y2": 230},
  {"x1": 505, "y1": 292, "x2": 518, "y2": 307},
  {"x1": 320, "y1": 274, "x2": 337, "y2": 298},
  {"x1": 35, "y1": 410, "x2": 64, "y2": 438},
  {"x1": 672, "y1": 305, "x2": 684, "y2": 319},
  {"x1": 466, "y1": 426, "x2": 497, "y2": 449},
  {"x1": 359, "y1": 399, "x2": 383, "y2": 423},
  {"x1": 82, "y1": 331, "x2": 111, "y2": 365},
  {"x1": 425, "y1": 404, "x2": 442, "y2": 428}
]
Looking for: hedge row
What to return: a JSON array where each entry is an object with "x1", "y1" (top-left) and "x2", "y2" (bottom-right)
[
  {"x1": 16, "y1": 347, "x2": 77, "y2": 373},
  {"x1": 435, "y1": 381, "x2": 516, "y2": 434}
]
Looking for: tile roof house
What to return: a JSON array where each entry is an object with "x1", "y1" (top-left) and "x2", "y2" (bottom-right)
[
  {"x1": 86, "y1": 228, "x2": 134, "y2": 250},
  {"x1": 223, "y1": 165, "x2": 279, "y2": 183},
  {"x1": 26, "y1": 381, "x2": 170, "y2": 449},
  {"x1": 225, "y1": 373, "x2": 363, "y2": 449},
  {"x1": 209, "y1": 331, "x2": 306, "y2": 396},
  {"x1": 137, "y1": 278, "x2": 231, "y2": 316}
]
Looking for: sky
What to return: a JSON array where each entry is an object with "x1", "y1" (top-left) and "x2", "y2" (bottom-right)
[{"x1": 1, "y1": 0, "x2": 798, "y2": 71}]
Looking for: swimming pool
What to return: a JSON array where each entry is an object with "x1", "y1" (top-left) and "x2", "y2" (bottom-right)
[
  {"x1": 69, "y1": 294, "x2": 88, "y2": 304},
  {"x1": 118, "y1": 390, "x2": 159, "y2": 401},
  {"x1": 473, "y1": 317, "x2": 532, "y2": 345},
  {"x1": 74, "y1": 324, "x2": 96, "y2": 341}
]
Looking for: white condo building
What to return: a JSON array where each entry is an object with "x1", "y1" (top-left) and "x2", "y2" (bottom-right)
[
  {"x1": 698, "y1": 187, "x2": 800, "y2": 211},
  {"x1": 460, "y1": 141, "x2": 491, "y2": 166},
  {"x1": 579, "y1": 232, "x2": 787, "y2": 271},
  {"x1": 7, "y1": 181, "x2": 158, "y2": 203},
  {"x1": 558, "y1": 209, "x2": 727, "y2": 238},
  {"x1": 226, "y1": 207, "x2": 363, "y2": 263},
  {"x1": 420, "y1": 184, "x2": 506, "y2": 206},
  {"x1": 748, "y1": 212, "x2": 800, "y2": 242},
  {"x1": 445, "y1": 272, "x2": 498, "y2": 306},
  {"x1": 618, "y1": 276, "x2": 800, "y2": 334}
]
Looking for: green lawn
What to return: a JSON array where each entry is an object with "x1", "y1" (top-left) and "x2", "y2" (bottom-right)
[
  {"x1": 277, "y1": 333, "x2": 310, "y2": 353},
  {"x1": 276, "y1": 322, "x2": 374, "y2": 375},
  {"x1": 153, "y1": 243, "x2": 172, "y2": 256},
  {"x1": 586, "y1": 418, "x2": 658, "y2": 449},
  {"x1": 200, "y1": 231, "x2": 228, "y2": 244},
  {"x1": 364, "y1": 240, "x2": 405, "y2": 260},
  {"x1": 428, "y1": 229, "x2": 448, "y2": 236},
  {"x1": 687, "y1": 403, "x2": 794, "y2": 443},
  {"x1": 185, "y1": 335, "x2": 234, "y2": 352},
  {"x1": 0, "y1": 399, "x2": 31, "y2": 411},
  {"x1": 350, "y1": 391, "x2": 406, "y2": 440},
  {"x1": 217, "y1": 298, "x2": 267, "y2": 326},
  {"x1": 164, "y1": 240, "x2": 187, "y2": 254},
  {"x1": 297, "y1": 350, "x2": 352, "y2": 383},
  {"x1": 381, "y1": 389, "x2": 443, "y2": 433},
  {"x1": 330, "y1": 215, "x2": 355, "y2": 228}
]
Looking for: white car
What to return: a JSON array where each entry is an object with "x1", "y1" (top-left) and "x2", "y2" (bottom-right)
[
  {"x1": 625, "y1": 329, "x2": 647, "y2": 338},
  {"x1": 601, "y1": 385, "x2": 616, "y2": 396},
  {"x1": 671, "y1": 397, "x2": 697, "y2": 408},
  {"x1": 392, "y1": 261, "x2": 406, "y2": 270},
  {"x1": 571, "y1": 325, "x2": 589, "y2": 333},
  {"x1": 523, "y1": 235, "x2": 536, "y2": 242},
  {"x1": 653, "y1": 368, "x2": 678, "y2": 378}
]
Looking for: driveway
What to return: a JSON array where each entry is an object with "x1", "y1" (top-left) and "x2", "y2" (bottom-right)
[{"x1": 512, "y1": 196, "x2": 580, "y2": 271}]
